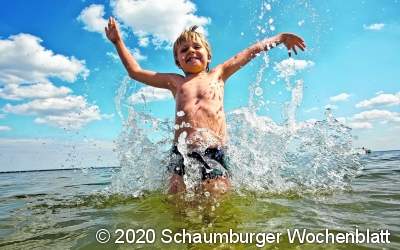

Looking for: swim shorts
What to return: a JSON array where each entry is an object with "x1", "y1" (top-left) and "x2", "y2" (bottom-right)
[{"x1": 168, "y1": 146, "x2": 230, "y2": 180}]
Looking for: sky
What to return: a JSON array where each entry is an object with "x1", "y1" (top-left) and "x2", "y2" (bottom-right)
[{"x1": 0, "y1": 0, "x2": 399, "y2": 171}]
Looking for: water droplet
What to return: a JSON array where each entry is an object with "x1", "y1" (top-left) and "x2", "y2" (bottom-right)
[
  {"x1": 270, "y1": 26, "x2": 276, "y2": 31},
  {"x1": 177, "y1": 110, "x2": 185, "y2": 117},
  {"x1": 269, "y1": 18, "x2": 274, "y2": 24},
  {"x1": 271, "y1": 80, "x2": 276, "y2": 85},
  {"x1": 255, "y1": 87, "x2": 263, "y2": 96}
]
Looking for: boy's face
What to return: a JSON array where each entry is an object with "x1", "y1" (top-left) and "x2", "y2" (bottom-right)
[{"x1": 176, "y1": 39, "x2": 210, "y2": 74}]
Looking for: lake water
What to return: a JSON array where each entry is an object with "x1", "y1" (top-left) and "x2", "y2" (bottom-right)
[{"x1": 0, "y1": 150, "x2": 399, "y2": 249}]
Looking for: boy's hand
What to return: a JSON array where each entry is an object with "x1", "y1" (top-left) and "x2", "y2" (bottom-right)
[
  {"x1": 105, "y1": 17, "x2": 122, "y2": 44},
  {"x1": 276, "y1": 33, "x2": 306, "y2": 57}
]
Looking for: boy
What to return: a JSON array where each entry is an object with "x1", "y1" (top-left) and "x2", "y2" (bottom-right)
[{"x1": 105, "y1": 17, "x2": 305, "y2": 195}]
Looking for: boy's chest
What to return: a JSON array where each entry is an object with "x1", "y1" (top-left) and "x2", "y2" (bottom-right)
[{"x1": 177, "y1": 78, "x2": 224, "y2": 102}]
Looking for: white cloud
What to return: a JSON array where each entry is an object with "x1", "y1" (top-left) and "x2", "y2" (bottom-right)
[
  {"x1": 0, "y1": 33, "x2": 89, "y2": 85},
  {"x1": 33, "y1": 107, "x2": 101, "y2": 129},
  {"x1": 363, "y1": 23, "x2": 385, "y2": 31},
  {"x1": 329, "y1": 92, "x2": 350, "y2": 102},
  {"x1": 274, "y1": 58, "x2": 314, "y2": 79},
  {"x1": 0, "y1": 34, "x2": 103, "y2": 129},
  {"x1": 131, "y1": 48, "x2": 147, "y2": 61},
  {"x1": 77, "y1": 4, "x2": 128, "y2": 40},
  {"x1": 0, "y1": 125, "x2": 11, "y2": 131},
  {"x1": 0, "y1": 83, "x2": 71, "y2": 100},
  {"x1": 77, "y1": 4, "x2": 108, "y2": 34},
  {"x1": 339, "y1": 109, "x2": 400, "y2": 130},
  {"x1": 3, "y1": 95, "x2": 89, "y2": 115},
  {"x1": 106, "y1": 51, "x2": 120, "y2": 62},
  {"x1": 352, "y1": 109, "x2": 400, "y2": 123},
  {"x1": 107, "y1": 47, "x2": 146, "y2": 63},
  {"x1": 138, "y1": 37, "x2": 149, "y2": 47},
  {"x1": 356, "y1": 92, "x2": 400, "y2": 108},
  {"x1": 3, "y1": 95, "x2": 103, "y2": 129},
  {"x1": 111, "y1": 0, "x2": 211, "y2": 48},
  {"x1": 129, "y1": 86, "x2": 172, "y2": 104},
  {"x1": 348, "y1": 121, "x2": 373, "y2": 129}
]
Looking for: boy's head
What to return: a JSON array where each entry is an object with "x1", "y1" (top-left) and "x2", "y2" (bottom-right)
[{"x1": 173, "y1": 25, "x2": 212, "y2": 74}]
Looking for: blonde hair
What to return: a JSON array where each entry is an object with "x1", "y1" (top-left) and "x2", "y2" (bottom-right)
[{"x1": 173, "y1": 25, "x2": 212, "y2": 71}]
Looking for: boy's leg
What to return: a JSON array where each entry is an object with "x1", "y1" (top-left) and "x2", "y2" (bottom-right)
[
  {"x1": 168, "y1": 174, "x2": 186, "y2": 194},
  {"x1": 201, "y1": 176, "x2": 231, "y2": 196}
]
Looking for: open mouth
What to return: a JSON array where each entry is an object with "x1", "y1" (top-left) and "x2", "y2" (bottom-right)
[{"x1": 186, "y1": 56, "x2": 201, "y2": 63}]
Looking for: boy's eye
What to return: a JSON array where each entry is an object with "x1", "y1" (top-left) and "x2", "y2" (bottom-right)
[{"x1": 180, "y1": 48, "x2": 188, "y2": 53}]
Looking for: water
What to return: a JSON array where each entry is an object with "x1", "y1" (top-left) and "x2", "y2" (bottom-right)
[{"x1": 0, "y1": 151, "x2": 399, "y2": 249}]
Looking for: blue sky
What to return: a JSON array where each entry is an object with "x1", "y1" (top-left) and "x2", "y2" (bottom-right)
[{"x1": 0, "y1": 0, "x2": 399, "y2": 171}]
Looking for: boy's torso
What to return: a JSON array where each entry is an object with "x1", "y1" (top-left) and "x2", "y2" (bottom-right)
[{"x1": 172, "y1": 70, "x2": 226, "y2": 148}]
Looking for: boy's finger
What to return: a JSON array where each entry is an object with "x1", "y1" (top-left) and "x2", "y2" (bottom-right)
[
  {"x1": 295, "y1": 35, "x2": 305, "y2": 43},
  {"x1": 296, "y1": 41, "x2": 305, "y2": 50}
]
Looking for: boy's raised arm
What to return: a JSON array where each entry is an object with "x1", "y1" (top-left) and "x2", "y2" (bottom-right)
[
  {"x1": 219, "y1": 33, "x2": 306, "y2": 81},
  {"x1": 105, "y1": 17, "x2": 180, "y2": 92}
]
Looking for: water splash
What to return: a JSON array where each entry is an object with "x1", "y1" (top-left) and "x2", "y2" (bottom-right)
[
  {"x1": 110, "y1": 73, "x2": 360, "y2": 197},
  {"x1": 109, "y1": 81, "x2": 174, "y2": 196},
  {"x1": 108, "y1": 0, "x2": 361, "y2": 197},
  {"x1": 227, "y1": 107, "x2": 361, "y2": 194}
]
